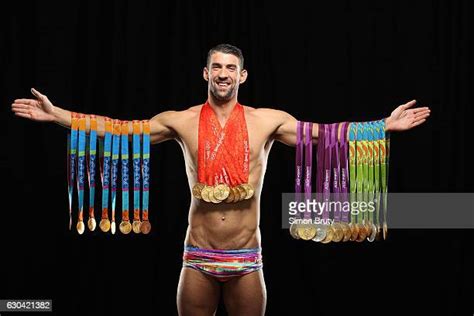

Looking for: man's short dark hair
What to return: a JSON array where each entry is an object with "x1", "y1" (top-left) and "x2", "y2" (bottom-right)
[{"x1": 207, "y1": 44, "x2": 244, "y2": 69}]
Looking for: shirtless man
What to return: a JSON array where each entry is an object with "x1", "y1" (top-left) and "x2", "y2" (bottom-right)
[{"x1": 11, "y1": 44, "x2": 430, "y2": 316}]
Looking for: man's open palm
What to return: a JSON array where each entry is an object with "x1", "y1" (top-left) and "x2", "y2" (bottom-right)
[
  {"x1": 11, "y1": 88, "x2": 55, "y2": 122},
  {"x1": 387, "y1": 100, "x2": 431, "y2": 132}
]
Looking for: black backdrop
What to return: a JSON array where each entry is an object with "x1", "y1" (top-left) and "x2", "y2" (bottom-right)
[{"x1": 1, "y1": 1, "x2": 472, "y2": 315}]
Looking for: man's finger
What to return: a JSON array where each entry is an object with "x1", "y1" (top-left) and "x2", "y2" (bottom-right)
[
  {"x1": 14, "y1": 99, "x2": 36, "y2": 104},
  {"x1": 14, "y1": 112, "x2": 32, "y2": 119},
  {"x1": 402, "y1": 100, "x2": 417, "y2": 109},
  {"x1": 31, "y1": 88, "x2": 44, "y2": 99},
  {"x1": 13, "y1": 108, "x2": 31, "y2": 116},
  {"x1": 414, "y1": 112, "x2": 430, "y2": 120},
  {"x1": 411, "y1": 119, "x2": 426, "y2": 127},
  {"x1": 12, "y1": 103, "x2": 30, "y2": 110}
]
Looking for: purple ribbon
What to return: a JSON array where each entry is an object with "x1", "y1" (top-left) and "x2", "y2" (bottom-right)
[
  {"x1": 339, "y1": 122, "x2": 350, "y2": 223},
  {"x1": 303, "y1": 122, "x2": 313, "y2": 219},
  {"x1": 295, "y1": 121, "x2": 304, "y2": 220}
]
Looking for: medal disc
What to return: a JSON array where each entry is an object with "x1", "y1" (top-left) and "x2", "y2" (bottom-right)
[
  {"x1": 132, "y1": 220, "x2": 142, "y2": 234},
  {"x1": 297, "y1": 224, "x2": 317, "y2": 240},
  {"x1": 224, "y1": 187, "x2": 235, "y2": 203},
  {"x1": 236, "y1": 185, "x2": 247, "y2": 201},
  {"x1": 341, "y1": 222, "x2": 352, "y2": 242},
  {"x1": 383, "y1": 222, "x2": 388, "y2": 240},
  {"x1": 367, "y1": 223, "x2": 377, "y2": 242},
  {"x1": 289, "y1": 223, "x2": 300, "y2": 239},
  {"x1": 321, "y1": 225, "x2": 334, "y2": 244},
  {"x1": 349, "y1": 222, "x2": 359, "y2": 241},
  {"x1": 241, "y1": 183, "x2": 255, "y2": 200},
  {"x1": 213, "y1": 184, "x2": 230, "y2": 201},
  {"x1": 331, "y1": 222, "x2": 344, "y2": 242},
  {"x1": 355, "y1": 223, "x2": 367, "y2": 242},
  {"x1": 201, "y1": 186, "x2": 212, "y2": 202},
  {"x1": 141, "y1": 220, "x2": 151, "y2": 234},
  {"x1": 192, "y1": 183, "x2": 204, "y2": 200},
  {"x1": 99, "y1": 218, "x2": 111, "y2": 232},
  {"x1": 111, "y1": 221, "x2": 116, "y2": 235},
  {"x1": 76, "y1": 221, "x2": 85, "y2": 235},
  {"x1": 312, "y1": 224, "x2": 327, "y2": 242},
  {"x1": 208, "y1": 187, "x2": 221, "y2": 204},
  {"x1": 119, "y1": 221, "x2": 132, "y2": 234},
  {"x1": 87, "y1": 218, "x2": 97, "y2": 232}
]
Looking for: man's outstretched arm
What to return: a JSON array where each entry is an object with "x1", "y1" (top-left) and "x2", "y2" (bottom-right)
[
  {"x1": 272, "y1": 100, "x2": 431, "y2": 146},
  {"x1": 11, "y1": 88, "x2": 177, "y2": 144}
]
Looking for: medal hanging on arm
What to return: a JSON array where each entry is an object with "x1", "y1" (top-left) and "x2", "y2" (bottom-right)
[
  {"x1": 110, "y1": 120, "x2": 122, "y2": 235},
  {"x1": 330, "y1": 123, "x2": 344, "y2": 242},
  {"x1": 366, "y1": 122, "x2": 377, "y2": 242},
  {"x1": 289, "y1": 121, "x2": 304, "y2": 239},
  {"x1": 312, "y1": 124, "x2": 327, "y2": 242},
  {"x1": 99, "y1": 118, "x2": 113, "y2": 233},
  {"x1": 119, "y1": 122, "x2": 132, "y2": 234},
  {"x1": 339, "y1": 122, "x2": 352, "y2": 242},
  {"x1": 76, "y1": 114, "x2": 87, "y2": 234},
  {"x1": 67, "y1": 112, "x2": 79, "y2": 231},
  {"x1": 380, "y1": 120, "x2": 389, "y2": 240},
  {"x1": 140, "y1": 120, "x2": 152, "y2": 234},
  {"x1": 297, "y1": 122, "x2": 317, "y2": 240},
  {"x1": 355, "y1": 123, "x2": 367, "y2": 242},
  {"x1": 321, "y1": 124, "x2": 335, "y2": 244},
  {"x1": 348, "y1": 123, "x2": 359, "y2": 241},
  {"x1": 87, "y1": 115, "x2": 98, "y2": 231},
  {"x1": 132, "y1": 121, "x2": 142, "y2": 234},
  {"x1": 373, "y1": 121, "x2": 382, "y2": 241},
  {"x1": 361, "y1": 122, "x2": 373, "y2": 239}
]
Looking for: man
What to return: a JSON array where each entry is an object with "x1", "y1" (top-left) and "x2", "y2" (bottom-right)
[{"x1": 11, "y1": 44, "x2": 430, "y2": 316}]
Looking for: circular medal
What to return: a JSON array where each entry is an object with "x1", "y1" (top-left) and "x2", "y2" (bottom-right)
[
  {"x1": 111, "y1": 221, "x2": 116, "y2": 235},
  {"x1": 236, "y1": 185, "x2": 247, "y2": 201},
  {"x1": 321, "y1": 225, "x2": 334, "y2": 244},
  {"x1": 119, "y1": 220, "x2": 132, "y2": 234},
  {"x1": 200, "y1": 186, "x2": 212, "y2": 202},
  {"x1": 224, "y1": 187, "x2": 235, "y2": 203},
  {"x1": 132, "y1": 220, "x2": 142, "y2": 234},
  {"x1": 241, "y1": 183, "x2": 255, "y2": 200},
  {"x1": 297, "y1": 224, "x2": 317, "y2": 240},
  {"x1": 99, "y1": 218, "x2": 111, "y2": 232},
  {"x1": 383, "y1": 222, "x2": 388, "y2": 240},
  {"x1": 367, "y1": 223, "x2": 377, "y2": 242},
  {"x1": 232, "y1": 187, "x2": 242, "y2": 202},
  {"x1": 312, "y1": 224, "x2": 327, "y2": 242},
  {"x1": 365, "y1": 221, "x2": 373, "y2": 237},
  {"x1": 192, "y1": 183, "x2": 204, "y2": 200},
  {"x1": 355, "y1": 223, "x2": 367, "y2": 242},
  {"x1": 76, "y1": 221, "x2": 85, "y2": 235},
  {"x1": 341, "y1": 222, "x2": 352, "y2": 242},
  {"x1": 208, "y1": 187, "x2": 221, "y2": 204},
  {"x1": 87, "y1": 217, "x2": 97, "y2": 232},
  {"x1": 213, "y1": 184, "x2": 230, "y2": 201},
  {"x1": 141, "y1": 220, "x2": 151, "y2": 234},
  {"x1": 349, "y1": 222, "x2": 359, "y2": 241},
  {"x1": 331, "y1": 222, "x2": 344, "y2": 242},
  {"x1": 289, "y1": 223, "x2": 300, "y2": 239}
]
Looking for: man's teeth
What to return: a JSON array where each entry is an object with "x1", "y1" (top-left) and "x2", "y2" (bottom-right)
[{"x1": 218, "y1": 82, "x2": 229, "y2": 86}]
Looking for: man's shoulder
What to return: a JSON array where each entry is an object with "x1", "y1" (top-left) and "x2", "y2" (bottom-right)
[{"x1": 246, "y1": 106, "x2": 289, "y2": 120}]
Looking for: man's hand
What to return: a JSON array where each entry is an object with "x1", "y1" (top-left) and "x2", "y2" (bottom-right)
[
  {"x1": 11, "y1": 88, "x2": 56, "y2": 122},
  {"x1": 385, "y1": 100, "x2": 431, "y2": 132}
]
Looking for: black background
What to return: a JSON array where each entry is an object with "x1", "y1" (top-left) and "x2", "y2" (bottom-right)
[{"x1": 1, "y1": 0, "x2": 472, "y2": 315}]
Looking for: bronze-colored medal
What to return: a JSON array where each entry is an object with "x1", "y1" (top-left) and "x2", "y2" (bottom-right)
[
  {"x1": 87, "y1": 217, "x2": 97, "y2": 232},
  {"x1": 76, "y1": 220, "x2": 85, "y2": 235},
  {"x1": 355, "y1": 223, "x2": 367, "y2": 242},
  {"x1": 140, "y1": 220, "x2": 151, "y2": 234},
  {"x1": 341, "y1": 222, "x2": 352, "y2": 242},
  {"x1": 192, "y1": 183, "x2": 204, "y2": 200},
  {"x1": 119, "y1": 220, "x2": 132, "y2": 234},
  {"x1": 132, "y1": 220, "x2": 142, "y2": 234},
  {"x1": 213, "y1": 183, "x2": 230, "y2": 201},
  {"x1": 349, "y1": 222, "x2": 359, "y2": 241},
  {"x1": 99, "y1": 218, "x2": 111, "y2": 232},
  {"x1": 297, "y1": 224, "x2": 317, "y2": 240}
]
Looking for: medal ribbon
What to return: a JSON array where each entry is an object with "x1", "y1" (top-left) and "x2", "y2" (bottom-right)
[
  {"x1": 349, "y1": 123, "x2": 358, "y2": 225},
  {"x1": 356, "y1": 123, "x2": 365, "y2": 224},
  {"x1": 67, "y1": 112, "x2": 79, "y2": 230},
  {"x1": 77, "y1": 114, "x2": 86, "y2": 224},
  {"x1": 121, "y1": 122, "x2": 130, "y2": 222},
  {"x1": 88, "y1": 115, "x2": 98, "y2": 222},
  {"x1": 303, "y1": 122, "x2": 313, "y2": 220},
  {"x1": 133, "y1": 121, "x2": 141, "y2": 222},
  {"x1": 380, "y1": 120, "x2": 389, "y2": 230},
  {"x1": 111, "y1": 120, "x2": 121, "y2": 227},
  {"x1": 331, "y1": 123, "x2": 341, "y2": 223},
  {"x1": 373, "y1": 121, "x2": 381, "y2": 227},
  {"x1": 367, "y1": 122, "x2": 375, "y2": 226},
  {"x1": 101, "y1": 118, "x2": 113, "y2": 222},
  {"x1": 322, "y1": 124, "x2": 331, "y2": 223},
  {"x1": 295, "y1": 121, "x2": 304, "y2": 220},
  {"x1": 142, "y1": 120, "x2": 151, "y2": 221},
  {"x1": 316, "y1": 124, "x2": 325, "y2": 222},
  {"x1": 198, "y1": 101, "x2": 250, "y2": 186},
  {"x1": 340, "y1": 122, "x2": 350, "y2": 224}
]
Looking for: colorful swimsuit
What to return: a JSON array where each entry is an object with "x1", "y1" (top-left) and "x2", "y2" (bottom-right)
[{"x1": 183, "y1": 245, "x2": 263, "y2": 282}]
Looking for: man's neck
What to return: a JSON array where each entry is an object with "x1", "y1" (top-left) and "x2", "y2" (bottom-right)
[{"x1": 207, "y1": 95, "x2": 239, "y2": 119}]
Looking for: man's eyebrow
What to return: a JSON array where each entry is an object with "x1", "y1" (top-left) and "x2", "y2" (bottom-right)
[{"x1": 210, "y1": 63, "x2": 238, "y2": 68}]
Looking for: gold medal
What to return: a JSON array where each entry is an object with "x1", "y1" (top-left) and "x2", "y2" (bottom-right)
[
  {"x1": 341, "y1": 222, "x2": 352, "y2": 242},
  {"x1": 140, "y1": 220, "x2": 151, "y2": 234},
  {"x1": 87, "y1": 217, "x2": 97, "y2": 232},
  {"x1": 355, "y1": 223, "x2": 367, "y2": 242},
  {"x1": 312, "y1": 224, "x2": 327, "y2": 242},
  {"x1": 76, "y1": 220, "x2": 85, "y2": 235},
  {"x1": 213, "y1": 183, "x2": 230, "y2": 201},
  {"x1": 289, "y1": 223, "x2": 300, "y2": 239},
  {"x1": 225, "y1": 187, "x2": 235, "y2": 203},
  {"x1": 321, "y1": 225, "x2": 334, "y2": 244},
  {"x1": 236, "y1": 185, "x2": 247, "y2": 201},
  {"x1": 241, "y1": 183, "x2": 255, "y2": 200},
  {"x1": 364, "y1": 221, "x2": 373, "y2": 237},
  {"x1": 119, "y1": 220, "x2": 132, "y2": 234},
  {"x1": 331, "y1": 222, "x2": 344, "y2": 242},
  {"x1": 208, "y1": 187, "x2": 221, "y2": 204},
  {"x1": 99, "y1": 218, "x2": 111, "y2": 232},
  {"x1": 349, "y1": 222, "x2": 359, "y2": 241},
  {"x1": 297, "y1": 224, "x2": 317, "y2": 240},
  {"x1": 200, "y1": 185, "x2": 212, "y2": 202},
  {"x1": 192, "y1": 183, "x2": 204, "y2": 200},
  {"x1": 132, "y1": 220, "x2": 142, "y2": 234}
]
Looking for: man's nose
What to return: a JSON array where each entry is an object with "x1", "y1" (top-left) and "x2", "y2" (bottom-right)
[{"x1": 218, "y1": 68, "x2": 229, "y2": 78}]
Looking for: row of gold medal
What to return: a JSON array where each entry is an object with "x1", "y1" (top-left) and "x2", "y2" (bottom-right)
[
  {"x1": 76, "y1": 216, "x2": 152, "y2": 235},
  {"x1": 192, "y1": 183, "x2": 254, "y2": 203},
  {"x1": 289, "y1": 220, "x2": 386, "y2": 243}
]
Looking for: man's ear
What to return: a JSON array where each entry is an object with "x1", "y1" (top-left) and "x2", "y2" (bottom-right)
[
  {"x1": 203, "y1": 67, "x2": 209, "y2": 82},
  {"x1": 239, "y1": 69, "x2": 248, "y2": 84}
]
